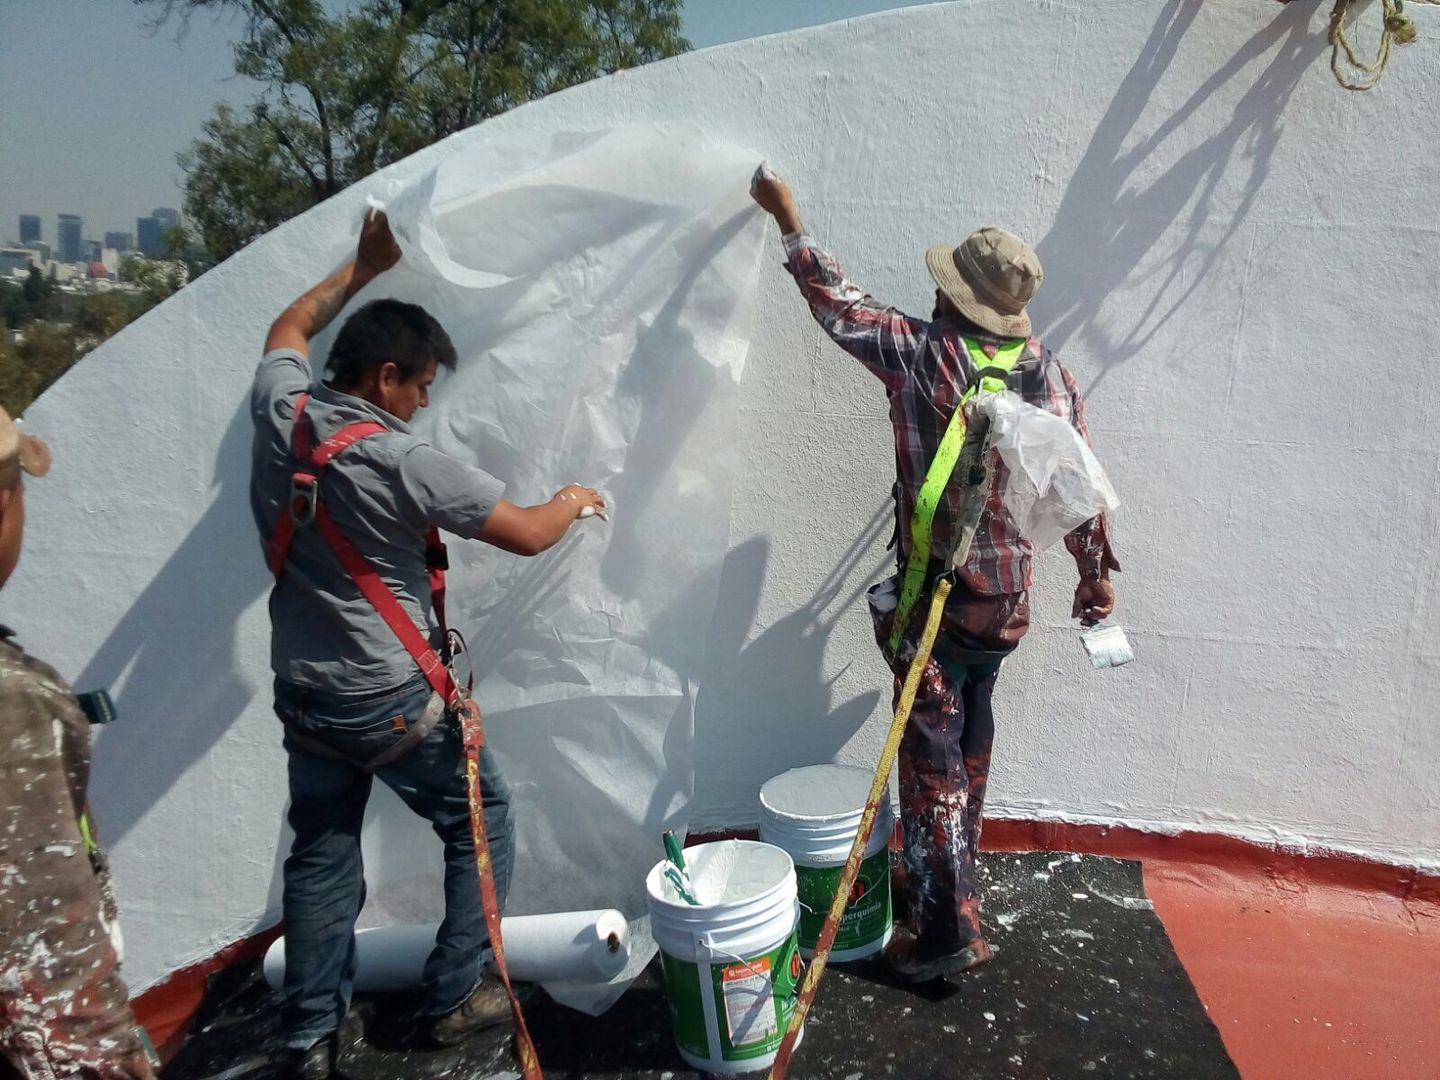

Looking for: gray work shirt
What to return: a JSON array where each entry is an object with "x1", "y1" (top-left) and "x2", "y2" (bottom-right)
[{"x1": 250, "y1": 348, "x2": 505, "y2": 695}]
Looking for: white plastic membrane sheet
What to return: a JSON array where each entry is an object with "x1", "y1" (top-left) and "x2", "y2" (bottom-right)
[{"x1": 349, "y1": 126, "x2": 767, "y2": 1012}]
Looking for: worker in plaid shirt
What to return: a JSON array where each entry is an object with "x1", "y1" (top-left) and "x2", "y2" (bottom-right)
[{"x1": 751, "y1": 164, "x2": 1119, "y2": 982}]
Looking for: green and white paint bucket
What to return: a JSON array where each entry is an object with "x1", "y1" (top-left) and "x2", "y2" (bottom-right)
[
  {"x1": 646, "y1": 840, "x2": 804, "y2": 1075},
  {"x1": 759, "y1": 764, "x2": 894, "y2": 961}
]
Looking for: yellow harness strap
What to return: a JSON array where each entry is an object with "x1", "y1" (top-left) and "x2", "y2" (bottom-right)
[{"x1": 884, "y1": 336, "x2": 1026, "y2": 659}]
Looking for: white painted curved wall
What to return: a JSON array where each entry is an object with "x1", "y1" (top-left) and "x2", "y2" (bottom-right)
[{"x1": 9, "y1": 0, "x2": 1440, "y2": 993}]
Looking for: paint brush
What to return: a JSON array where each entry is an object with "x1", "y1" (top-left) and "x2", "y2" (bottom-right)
[
  {"x1": 1081, "y1": 622, "x2": 1135, "y2": 669},
  {"x1": 662, "y1": 830, "x2": 700, "y2": 905}
]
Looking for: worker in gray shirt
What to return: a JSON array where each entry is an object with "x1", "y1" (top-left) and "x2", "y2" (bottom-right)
[{"x1": 250, "y1": 209, "x2": 605, "y2": 1078}]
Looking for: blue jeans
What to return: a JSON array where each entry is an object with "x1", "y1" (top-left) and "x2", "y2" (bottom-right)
[{"x1": 273, "y1": 675, "x2": 514, "y2": 1049}]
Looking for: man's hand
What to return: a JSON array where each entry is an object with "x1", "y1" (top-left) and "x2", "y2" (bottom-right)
[
  {"x1": 265, "y1": 208, "x2": 402, "y2": 354},
  {"x1": 553, "y1": 484, "x2": 607, "y2": 522},
  {"x1": 357, "y1": 208, "x2": 401, "y2": 277},
  {"x1": 1072, "y1": 578, "x2": 1116, "y2": 626},
  {"x1": 750, "y1": 162, "x2": 803, "y2": 234},
  {"x1": 477, "y1": 485, "x2": 606, "y2": 556}
]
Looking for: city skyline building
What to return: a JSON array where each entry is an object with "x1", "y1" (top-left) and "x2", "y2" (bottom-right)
[
  {"x1": 57, "y1": 213, "x2": 83, "y2": 263},
  {"x1": 137, "y1": 215, "x2": 163, "y2": 256},
  {"x1": 19, "y1": 215, "x2": 41, "y2": 245}
]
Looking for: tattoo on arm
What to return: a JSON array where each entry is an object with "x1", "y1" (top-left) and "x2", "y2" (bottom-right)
[
  {"x1": 269, "y1": 261, "x2": 370, "y2": 352},
  {"x1": 302, "y1": 272, "x2": 354, "y2": 334}
]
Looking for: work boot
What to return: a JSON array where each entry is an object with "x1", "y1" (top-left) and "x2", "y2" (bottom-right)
[
  {"x1": 885, "y1": 926, "x2": 992, "y2": 982},
  {"x1": 426, "y1": 983, "x2": 511, "y2": 1047},
  {"x1": 278, "y1": 1033, "x2": 337, "y2": 1080}
]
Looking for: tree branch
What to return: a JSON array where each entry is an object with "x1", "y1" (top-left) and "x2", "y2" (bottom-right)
[{"x1": 256, "y1": 107, "x2": 323, "y2": 194}]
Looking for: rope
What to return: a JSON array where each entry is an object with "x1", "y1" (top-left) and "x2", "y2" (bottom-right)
[
  {"x1": 1329, "y1": 0, "x2": 1439, "y2": 91},
  {"x1": 767, "y1": 578, "x2": 954, "y2": 1080},
  {"x1": 459, "y1": 699, "x2": 542, "y2": 1079}
]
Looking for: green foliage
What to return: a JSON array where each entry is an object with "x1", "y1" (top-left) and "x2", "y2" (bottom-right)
[
  {"x1": 0, "y1": 284, "x2": 23, "y2": 333},
  {"x1": 0, "y1": 274, "x2": 161, "y2": 414},
  {"x1": 74, "y1": 292, "x2": 141, "y2": 342},
  {"x1": 0, "y1": 322, "x2": 80, "y2": 417},
  {"x1": 142, "y1": 0, "x2": 689, "y2": 263},
  {"x1": 161, "y1": 223, "x2": 215, "y2": 281},
  {"x1": 1, "y1": 268, "x2": 60, "y2": 330},
  {"x1": 120, "y1": 254, "x2": 189, "y2": 309}
]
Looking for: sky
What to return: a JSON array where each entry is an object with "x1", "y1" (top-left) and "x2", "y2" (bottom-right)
[{"x1": 0, "y1": 0, "x2": 936, "y2": 248}]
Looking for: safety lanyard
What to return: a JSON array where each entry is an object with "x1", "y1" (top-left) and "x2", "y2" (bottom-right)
[{"x1": 884, "y1": 337, "x2": 1026, "y2": 659}]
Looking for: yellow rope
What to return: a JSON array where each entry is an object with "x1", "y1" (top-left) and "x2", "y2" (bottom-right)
[
  {"x1": 767, "y1": 578, "x2": 952, "y2": 1080},
  {"x1": 1329, "y1": 0, "x2": 1439, "y2": 91}
]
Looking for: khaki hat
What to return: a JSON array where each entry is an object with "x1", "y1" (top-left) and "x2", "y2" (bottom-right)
[
  {"x1": 0, "y1": 407, "x2": 52, "y2": 490},
  {"x1": 925, "y1": 226, "x2": 1043, "y2": 339}
]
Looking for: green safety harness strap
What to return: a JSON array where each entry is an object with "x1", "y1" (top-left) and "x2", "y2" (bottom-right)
[{"x1": 884, "y1": 336, "x2": 1028, "y2": 659}]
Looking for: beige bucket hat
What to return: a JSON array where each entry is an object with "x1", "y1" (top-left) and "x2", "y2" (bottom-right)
[
  {"x1": 0, "y1": 407, "x2": 52, "y2": 490},
  {"x1": 925, "y1": 226, "x2": 1043, "y2": 339}
]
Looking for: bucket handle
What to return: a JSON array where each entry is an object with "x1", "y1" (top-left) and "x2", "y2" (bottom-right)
[{"x1": 694, "y1": 930, "x2": 728, "y2": 963}]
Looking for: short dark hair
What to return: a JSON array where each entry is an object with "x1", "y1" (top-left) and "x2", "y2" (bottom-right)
[{"x1": 327, "y1": 299, "x2": 458, "y2": 389}]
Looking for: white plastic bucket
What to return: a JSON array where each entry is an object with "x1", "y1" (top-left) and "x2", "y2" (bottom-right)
[
  {"x1": 645, "y1": 840, "x2": 804, "y2": 1074},
  {"x1": 759, "y1": 764, "x2": 894, "y2": 961}
]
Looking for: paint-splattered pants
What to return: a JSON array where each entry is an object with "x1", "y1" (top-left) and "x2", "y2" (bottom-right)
[
  {"x1": 870, "y1": 576, "x2": 1022, "y2": 961},
  {"x1": 0, "y1": 870, "x2": 149, "y2": 1080},
  {"x1": 891, "y1": 645, "x2": 1001, "y2": 959},
  {"x1": 1, "y1": 648, "x2": 152, "y2": 1080}
]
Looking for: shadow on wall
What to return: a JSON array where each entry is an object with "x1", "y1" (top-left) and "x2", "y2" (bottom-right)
[
  {"x1": 600, "y1": 205, "x2": 757, "y2": 601},
  {"x1": 683, "y1": 504, "x2": 894, "y2": 816},
  {"x1": 1035, "y1": 0, "x2": 1324, "y2": 386},
  {"x1": 81, "y1": 402, "x2": 268, "y2": 844}
]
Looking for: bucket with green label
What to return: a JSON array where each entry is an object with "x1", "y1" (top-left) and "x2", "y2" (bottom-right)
[
  {"x1": 759, "y1": 764, "x2": 894, "y2": 961},
  {"x1": 646, "y1": 840, "x2": 803, "y2": 1074}
]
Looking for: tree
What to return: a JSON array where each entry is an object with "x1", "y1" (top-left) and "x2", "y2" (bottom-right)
[
  {"x1": 0, "y1": 322, "x2": 79, "y2": 417},
  {"x1": 1, "y1": 268, "x2": 59, "y2": 331},
  {"x1": 143, "y1": 0, "x2": 689, "y2": 262},
  {"x1": 1, "y1": 282, "x2": 24, "y2": 333},
  {"x1": 120, "y1": 254, "x2": 189, "y2": 309},
  {"x1": 75, "y1": 292, "x2": 141, "y2": 343},
  {"x1": 162, "y1": 223, "x2": 216, "y2": 281}
]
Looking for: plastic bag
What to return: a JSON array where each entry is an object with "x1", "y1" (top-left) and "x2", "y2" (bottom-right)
[{"x1": 977, "y1": 391, "x2": 1119, "y2": 550}]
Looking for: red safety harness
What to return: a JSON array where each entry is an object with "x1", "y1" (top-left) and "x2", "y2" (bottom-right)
[
  {"x1": 267, "y1": 391, "x2": 542, "y2": 1078},
  {"x1": 265, "y1": 391, "x2": 455, "y2": 703}
]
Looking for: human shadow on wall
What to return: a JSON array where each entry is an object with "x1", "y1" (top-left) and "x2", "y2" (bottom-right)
[
  {"x1": 81, "y1": 401, "x2": 266, "y2": 844},
  {"x1": 1035, "y1": 0, "x2": 1323, "y2": 386},
  {"x1": 600, "y1": 206, "x2": 759, "y2": 601},
  {"x1": 658, "y1": 504, "x2": 893, "y2": 817}
]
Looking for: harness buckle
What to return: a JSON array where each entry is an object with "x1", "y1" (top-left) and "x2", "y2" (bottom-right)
[
  {"x1": 289, "y1": 472, "x2": 319, "y2": 527},
  {"x1": 426, "y1": 542, "x2": 449, "y2": 572}
]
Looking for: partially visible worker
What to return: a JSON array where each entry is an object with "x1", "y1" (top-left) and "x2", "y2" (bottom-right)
[
  {"x1": 252, "y1": 209, "x2": 605, "y2": 1078},
  {"x1": 751, "y1": 165, "x2": 1119, "y2": 982},
  {"x1": 0, "y1": 411, "x2": 155, "y2": 1080}
]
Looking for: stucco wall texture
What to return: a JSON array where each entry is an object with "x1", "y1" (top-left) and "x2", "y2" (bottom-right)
[{"x1": 9, "y1": 0, "x2": 1439, "y2": 992}]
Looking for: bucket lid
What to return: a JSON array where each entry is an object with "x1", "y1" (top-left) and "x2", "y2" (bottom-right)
[{"x1": 759, "y1": 764, "x2": 889, "y2": 822}]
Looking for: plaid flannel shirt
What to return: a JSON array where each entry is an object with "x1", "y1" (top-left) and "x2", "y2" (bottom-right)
[{"x1": 783, "y1": 232, "x2": 1119, "y2": 596}]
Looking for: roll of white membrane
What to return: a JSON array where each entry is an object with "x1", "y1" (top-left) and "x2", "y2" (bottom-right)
[{"x1": 262, "y1": 909, "x2": 630, "y2": 992}]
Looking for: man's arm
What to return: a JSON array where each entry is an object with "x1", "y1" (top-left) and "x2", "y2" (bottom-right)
[
  {"x1": 750, "y1": 164, "x2": 928, "y2": 387},
  {"x1": 1060, "y1": 364, "x2": 1121, "y2": 623},
  {"x1": 476, "y1": 486, "x2": 607, "y2": 557},
  {"x1": 264, "y1": 209, "x2": 402, "y2": 356}
]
